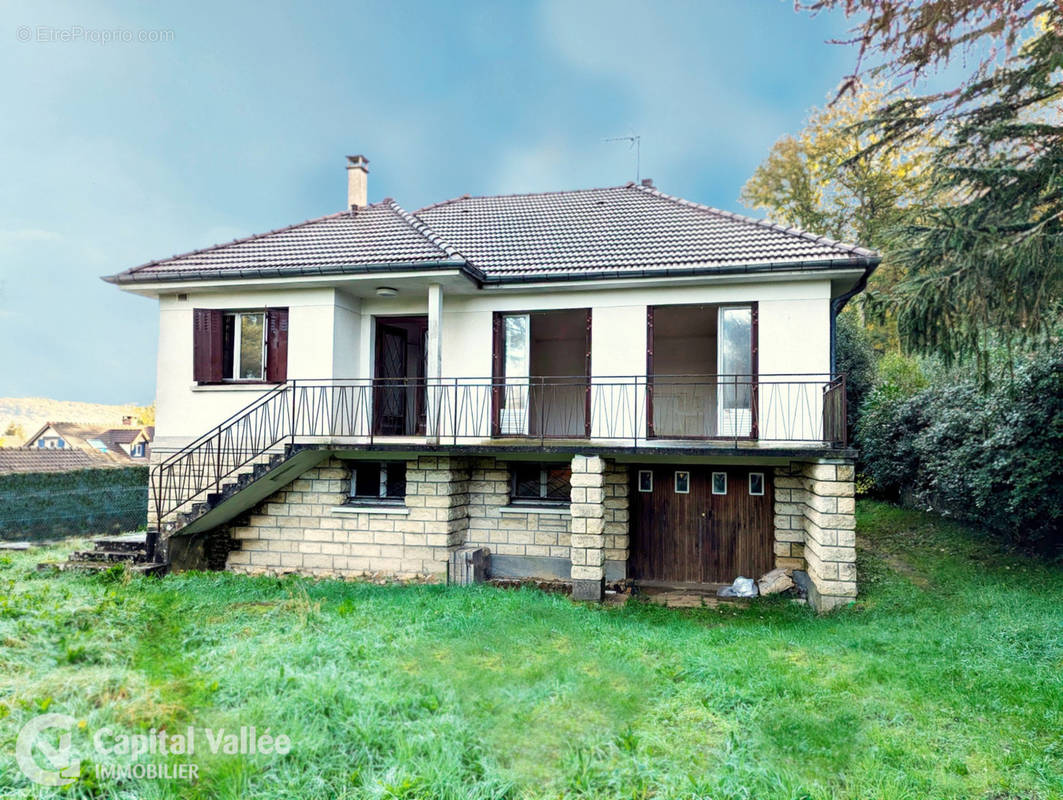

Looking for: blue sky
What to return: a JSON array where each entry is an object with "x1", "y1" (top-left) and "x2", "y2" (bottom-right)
[{"x1": 0, "y1": 0, "x2": 858, "y2": 405}]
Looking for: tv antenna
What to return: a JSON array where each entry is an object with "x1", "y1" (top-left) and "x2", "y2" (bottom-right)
[{"x1": 603, "y1": 134, "x2": 641, "y2": 182}]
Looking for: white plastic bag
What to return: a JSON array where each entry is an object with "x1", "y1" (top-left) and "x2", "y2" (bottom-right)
[{"x1": 717, "y1": 576, "x2": 759, "y2": 598}]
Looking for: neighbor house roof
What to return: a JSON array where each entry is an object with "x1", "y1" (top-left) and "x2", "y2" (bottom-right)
[
  {"x1": 105, "y1": 183, "x2": 878, "y2": 286},
  {"x1": 0, "y1": 449, "x2": 115, "y2": 475},
  {"x1": 23, "y1": 422, "x2": 152, "y2": 463}
]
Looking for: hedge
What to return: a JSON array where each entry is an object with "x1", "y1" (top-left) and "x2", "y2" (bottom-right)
[
  {"x1": 857, "y1": 351, "x2": 1063, "y2": 554},
  {"x1": 0, "y1": 466, "x2": 148, "y2": 542}
]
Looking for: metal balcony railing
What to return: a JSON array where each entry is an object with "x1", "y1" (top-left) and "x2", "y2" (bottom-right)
[{"x1": 151, "y1": 374, "x2": 846, "y2": 531}]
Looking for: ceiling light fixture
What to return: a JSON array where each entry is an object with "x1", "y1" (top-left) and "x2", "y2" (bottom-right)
[{"x1": 375, "y1": 287, "x2": 398, "y2": 297}]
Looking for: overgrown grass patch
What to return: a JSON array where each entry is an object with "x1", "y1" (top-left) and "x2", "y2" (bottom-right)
[{"x1": 1, "y1": 501, "x2": 1061, "y2": 798}]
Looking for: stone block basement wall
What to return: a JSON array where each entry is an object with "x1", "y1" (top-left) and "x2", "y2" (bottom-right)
[
  {"x1": 774, "y1": 459, "x2": 857, "y2": 612},
  {"x1": 447, "y1": 456, "x2": 628, "y2": 583},
  {"x1": 217, "y1": 452, "x2": 629, "y2": 590},
  {"x1": 226, "y1": 455, "x2": 467, "y2": 580},
  {"x1": 602, "y1": 462, "x2": 630, "y2": 574},
  {"x1": 464, "y1": 457, "x2": 573, "y2": 578}
]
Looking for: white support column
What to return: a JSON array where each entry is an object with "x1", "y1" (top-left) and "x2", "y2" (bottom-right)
[{"x1": 426, "y1": 283, "x2": 444, "y2": 439}]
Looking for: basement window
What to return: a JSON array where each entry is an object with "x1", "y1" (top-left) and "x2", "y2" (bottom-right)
[
  {"x1": 511, "y1": 463, "x2": 571, "y2": 504},
  {"x1": 347, "y1": 461, "x2": 407, "y2": 504}
]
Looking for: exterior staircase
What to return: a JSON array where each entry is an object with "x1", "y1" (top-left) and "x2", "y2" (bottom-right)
[
  {"x1": 39, "y1": 533, "x2": 167, "y2": 576},
  {"x1": 158, "y1": 444, "x2": 328, "y2": 541}
]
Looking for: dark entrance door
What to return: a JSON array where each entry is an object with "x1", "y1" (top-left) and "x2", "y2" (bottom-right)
[
  {"x1": 374, "y1": 316, "x2": 427, "y2": 435},
  {"x1": 630, "y1": 465, "x2": 774, "y2": 585}
]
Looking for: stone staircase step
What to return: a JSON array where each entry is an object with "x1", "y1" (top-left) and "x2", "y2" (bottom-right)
[
  {"x1": 70, "y1": 549, "x2": 149, "y2": 564},
  {"x1": 92, "y1": 534, "x2": 147, "y2": 552}
]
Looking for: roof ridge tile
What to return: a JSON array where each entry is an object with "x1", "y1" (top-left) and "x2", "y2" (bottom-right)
[
  {"x1": 414, "y1": 184, "x2": 634, "y2": 214},
  {"x1": 385, "y1": 200, "x2": 466, "y2": 262}
]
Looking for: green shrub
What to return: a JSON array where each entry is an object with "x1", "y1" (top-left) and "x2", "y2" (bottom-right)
[
  {"x1": 856, "y1": 351, "x2": 1063, "y2": 553},
  {"x1": 876, "y1": 352, "x2": 929, "y2": 396}
]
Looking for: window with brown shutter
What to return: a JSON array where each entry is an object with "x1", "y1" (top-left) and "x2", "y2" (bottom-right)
[
  {"x1": 192, "y1": 309, "x2": 224, "y2": 383},
  {"x1": 192, "y1": 306, "x2": 288, "y2": 384},
  {"x1": 266, "y1": 307, "x2": 289, "y2": 383}
]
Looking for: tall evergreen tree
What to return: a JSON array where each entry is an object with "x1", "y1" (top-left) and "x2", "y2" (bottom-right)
[{"x1": 799, "y1": 1, "x2": 1063, "y2": 368}]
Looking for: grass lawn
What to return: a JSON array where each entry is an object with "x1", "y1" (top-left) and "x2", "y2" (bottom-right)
[{"x1": 1, "y1": 501, "x2": 1061, "y2": 799}]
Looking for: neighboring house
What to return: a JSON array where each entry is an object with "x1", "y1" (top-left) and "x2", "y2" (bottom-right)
[
  {"x1": 23, "y1": 422, "x2": 153, "y2": 463},
  {"x1": 106, "y1": 155, "x2": 877, "y2": 610}
]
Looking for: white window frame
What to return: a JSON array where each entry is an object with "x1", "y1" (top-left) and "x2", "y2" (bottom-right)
[
  {"x1": 716, "y1": 304, "x2": 754, "y2": 438},
  {"x1": 638, "y1": 469, "x2": 653, "y2": 492},
  {"x1": 500, "y1": 313, "x2": 531, "y2": 435},
  {"x1": 674, "y1": 470, "x2": 690, "y2": 494},
  {"x1": 712, "y1": 471, "x2": 728, "y2": 495},
  {"x1": 225, "y1": 310, "x2": 267, "y2": 382},
  {"x1": 748, "y1": 472, "x2": 765, "y2": 496}
]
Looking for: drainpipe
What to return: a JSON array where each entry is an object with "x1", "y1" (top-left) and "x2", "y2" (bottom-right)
[
  {"x1": 426, "y1": 283, "x2": 444, "y2": 442},
  {"x1": 829, "y1": 260, "x2": 878, "y2": 375}
]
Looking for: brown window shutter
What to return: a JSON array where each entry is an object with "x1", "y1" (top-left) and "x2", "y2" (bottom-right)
[
  {"x1": 193, "y1": 309, "x2": 224, "y2": 384},
  {"x1": 646, "y1": 306, "x2": 655, "y2": 438},
  {"x1": 265, "y1": 307, "x2": 289, "y2": 383},
  {"x1": 491, "y1": 312, "x2": 503, "y2": 436},
  {"x1": 584, "y1": 308, "x2": 592, "y2": 436}
]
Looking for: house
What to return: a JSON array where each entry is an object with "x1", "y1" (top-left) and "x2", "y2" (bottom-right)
[
  {"x1": 105, "y1": 155, "x2": 877, "y2": 610},
  {"x1": 23, "y1": 421, "x2": 153, "y2": 463}
]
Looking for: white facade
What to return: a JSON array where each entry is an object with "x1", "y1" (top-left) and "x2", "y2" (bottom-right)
[{"x1": 149, "y1": 271, "x2": 847, "y2": 453}]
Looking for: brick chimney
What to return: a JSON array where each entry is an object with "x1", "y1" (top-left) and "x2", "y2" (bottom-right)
[{"x1": 347, "y1": 155, "x2": 369, "y2": 208}]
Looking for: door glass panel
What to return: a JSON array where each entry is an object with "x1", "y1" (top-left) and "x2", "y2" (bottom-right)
[
  {"x1": 501, "y1": 314, "x2": 530, "y2": 434},
  {"x1": 717, "y1": 306, "x2": 752, "y2": 436}
]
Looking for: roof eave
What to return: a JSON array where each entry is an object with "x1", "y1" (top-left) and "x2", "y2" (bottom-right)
[
  {"x1": 102, "y1": 258, "x2": 483, "y2": 287},
  {"x1": 477, "y1": 255, "x2": 881, "y2": 285}
]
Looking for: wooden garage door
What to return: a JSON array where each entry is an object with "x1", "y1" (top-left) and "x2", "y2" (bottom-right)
[{"x1": 630, "y1": 465, "x2": 774, "y2": 584}]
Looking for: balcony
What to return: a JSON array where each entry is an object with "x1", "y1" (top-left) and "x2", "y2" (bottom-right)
[
  {"x1": 275, "y1": 374, "x2": 846, "y2": 447},
  {"x1": 151, "y1": 374, "x2": 846, "y2": 531}
]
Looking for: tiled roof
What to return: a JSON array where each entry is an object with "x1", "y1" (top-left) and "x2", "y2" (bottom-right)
[
  {"x1": 24, "y1": 422, "x2": 151, "y2": 464},
  {"x1": 107, "y1": 183, "x2": 877, "y2": 285},
  {"x1": 416, "y1": 184, "x2": 876, "y2": 279},
  {"x1": 0, "y1": 449, "x2": 115, "y2": 475},
  {"x1": 108, "y1": 201, "x2": 463, "y2": 283}
]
